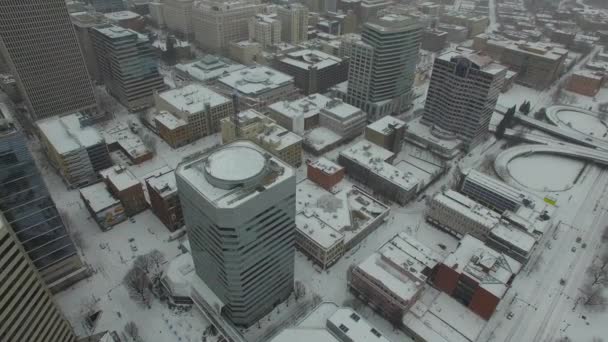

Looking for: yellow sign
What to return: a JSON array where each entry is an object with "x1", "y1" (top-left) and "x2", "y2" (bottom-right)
[{"x1": 544, "y1": 197, "x2": 557, "y2": 206}]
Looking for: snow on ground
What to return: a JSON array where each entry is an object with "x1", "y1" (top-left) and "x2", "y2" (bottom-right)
[
  {"x1": 506, "y1": 153, "x2": 586, "y2": 192},
  {"x1": 554, "y1": 108, "x2": 607, "y2": 137}
]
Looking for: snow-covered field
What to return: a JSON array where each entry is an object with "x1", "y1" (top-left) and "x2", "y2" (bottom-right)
[{"x1": 555, "y1": 108, "x2": 608, "y2": 137}]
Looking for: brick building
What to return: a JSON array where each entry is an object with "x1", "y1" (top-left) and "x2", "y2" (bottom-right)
[
  {"x1": 566, "y1": 69, "x2": 604, "y2": 96},
  {"x1": 365, "y1": 116, "x2": 406, "y2": 153},
  {"x1": 307, "y1": 157, "x2": 345, "y2": 190},
  {"x1": 146, "y1": 168, "x2": 184, "y2": 232},
  {"x1": 432, "y1": 235, "x2": 522, "y2": 320},
  {"x1": 100, "y1": 165, "x2": 147, "y2": 216}
]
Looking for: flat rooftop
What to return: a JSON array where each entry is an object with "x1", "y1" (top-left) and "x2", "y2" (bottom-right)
[
  {"x1": 268, "y1": 94, "x2": 332, "y2": 119},
  {"x1": 176, "y1": 140, "x2": 294, "y2": 208},
  {"x1": 328, "y1": 308, "x2": 391, "y2": 342},
  {"x1": 307, "y1": 157, "x2": 343, "y2": 175},
  {"x1": 146, "y1": 169, "x2": 178, "y2": 198},
  {"x1": 321, "y1": 99, "x2": 363, "y2": 120},
  {"x1": 158, "y1": 84, "x2": 230, "y2": 114},
  {"x1": 340, "y1": 141, "x2": 418, "y2": 191},
  {"x1": 367, "y1": 116, "x2": 406, "y2": 135},
  {"x1": 100, "y1": 165, "x2": 140, "y2": 192},
  {"x1": 80, "y1": 182, "x2": 120, "y2": 213},
  {"x1": 99, "y1": 121, "x2": 150, "y2": 160},
  {"x1": 462, "y1": 169, "x2": 531, "y2": 207},
  {"x1": 280, "y1": 49, "x2": 342, "y2": 70},
  {"x1": 438, "y1": 50, "x2": 507, "y2": 75},
  {"x1": 37, "y1": 113, "x2": 104, "y2": 154},
  {"x1": 271, "y1": 328, "x2": 339, "y2": 342},
  {"x1": 175, "y1": 55, "x2": 245, "y2": 83},
  {"x1": 104, "y1": 10, "x2": 140, "y2": 21},
  {"x1": 155, "y1": 111, "x2": 187, "y2": 130},
  {"x1": 218, "y1": 66, "x2": 293, "y2": 96},
  {"x1": 432, "y1": 190, "x2": 502, "y2": 229}
]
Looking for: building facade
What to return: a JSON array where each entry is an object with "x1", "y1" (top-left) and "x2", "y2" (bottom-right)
[
  {"x1": 163, "y1": 0, "x2": 195, "y2": 39},
  {"x1": 88, "y1": 0, "x2": 126, "y2": 13},
  {"x1": 192, "y1": 0, "x2": 263, "y2": 53},
  {"x1": 422, "y1": 51, "x2": 506, "y2": 149},
  {"x1": 275, "y1": 49, "x2": 349, "y2": 95},
  {"x1": 0, "y1": 105, "x2": 85, "y2": 290},
  {"x1": 100, "y1": 165, "x2": 148, "y2": 217},
  {"x1": 146, "y1": 169, "x2": 184, "y2": 232},
  {"x1": 176, "y1": 141, "x2": 296, "y2": 327},
  {"x1": 346, "y1": 14, "x2": 422, "y2": 121},
  {"x1": 364, "y1": 116, "x2": 406, "y2": 153},
  {"x1": 307, "y1": 158, "x2": 345, "y2": 191},
  {"x1": 0, "y1": 0, "x2": 97, "y2": 120},
  {"x1": 249, "y1": 14, "x2": 282, "y2": 48},
  {"x1": 92, "y1": 25, "x2": 167, "y2": 111},
  {"x1": 0, "y1": 213, "x2": 77, "y2": 342},
  {"x1": 277, "y1": 4, "x2": 309, "y2": 44}
]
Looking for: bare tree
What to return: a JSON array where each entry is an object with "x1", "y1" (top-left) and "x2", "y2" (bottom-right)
[
  {"x1": 342, "y1": 297, "x2": 362, "y2": 310},
  {"x1": 312, "y1": 293, "x2": 322, "y2": 306},
  {"x1": 294, "y1": 281, "x2": 306, "y2": 301},
  {"x1": 124, "y1": 321, "x2": 141, "y2": 342},
  {"x1": 148, "y1": 249, "x2": 166, "y2": 270},
  {"x1": 124, "y1": 267, "x2": 151, "y2": 306},
  {"x1": 586, "y1": 253, "x2": 608, "y2": 286},
  {"x1": 134, "y1": 254, "x2": 154, "y2": 275},
  {"x1": 601, "y1": 225, "x2": 608, "y2": 243},
  {"x1": 580, "y1": 283, "x2": 608, "y2": 312}
]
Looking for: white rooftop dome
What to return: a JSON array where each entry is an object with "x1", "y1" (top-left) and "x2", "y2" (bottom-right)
[
  {"x1": 243, "y1": 69, "x2": 270, "y2": 83},
  {"x1": 204, "y1": 146, "x2": 268, "y2": 189}
]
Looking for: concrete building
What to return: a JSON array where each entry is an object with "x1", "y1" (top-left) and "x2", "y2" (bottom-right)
[
  {"x1": 146, "y1": 168, "x2": 184, "y2": 232},
  {"x1": 275, "y1": 49, "x2": 349, "y2": 95},
  {"x1": 100, "y1": 121, "x2": 153, "y2": 164},
  {"x1": 249, "y1": 13, "x2": 282, "y2": 48},
  {"x1": 37, "y1": 113, "x2": 113, "y2": 188},
  {"x1": 307, "y1": 157, "x2": 345, "y2": 190},
  {"x1": 436, "y1": 23, "x2": 468, "y2": 43},
  {"x1": 192, "y1": 0, "x2": 263, "y2": 53},
  {"x1": 155, "y1": 84, "x2": 234, "y2": 147},
  {"x1": 70, "y1": 12, "x2": 105, "y2": 82},
  {"x1": 426, "y1": 190, "x2": 502, "y2": 240},
  {"x1": 421, "y1": 51, "x2": 506, "y2": 149},
  {"x1": 433, "y1": 235, "x2": 522, "y2": 320},
  {"x1": 277, "y1": 3, "x2": 309, "y2": 44},
  {"x1": 228, "y1": 40, "x2": 263, "y2": 65},
  {"x1": 350, "y1": 233, "x2": 442, "y2": 320},
  {"x1": 162, "y1": 0, "x2": 194, "y2": 39},
  {"x1": 88, "y1": 0, "x2": 126, "y2": 12},
  {"x1": 319, "y1": 98, "x2": 367, "y2": 140},
  {"x1": 92, "y1": 25, "x2": 167, "y2": 111},
  {"x1": 175, "y1": 55, "x2": 246, "y2": 84},
  {"x1": 267, "y1": 93, "x2": 332, "y2": 134},
  {"x1": 217, "y1": 66, "x2": 298, "y2": 110},
  {"x1": 338, "y1": 141, "x2": 419, "y2": 205},
  {"x1": 365, "y1": 116, "x2": 406, "y2": 153},
  {"x1": 566, "y1": 69, "x2": 604, "y2": 96},
  {"x1": 100, "y1": 165, "x2": 148, "y2": 216},
  {"x1": 80, "y1": 182, "x2": 127, "y2": 230},
  {"x1": 440, "y1": 12, "x2": 488, "y2": 38},
  {"x1": 0, "y1": 0, "x2": 97, "y2": 120},
  {"x1": 460, "y1": 169, "x2": 534, "y2": 213},
  {"x1": 104, "y1": 10, "x2": 146, "y2": 32},
  {"x1": 327, "y1": 308, "x2": 392, "y2": 342},
  {"x1": 0, "y1": 213, "x2": 77, "y2": 342},
  {"x1": 221, "y1": 109, "x2": 303, "y2": 167},
  {"x1": 346, "y1": 14, "x2": 422, "y2": 121},
  {"x1": 422, "y1": 29, "x2": 448, "y2": 52},
  {"x1": 0, "y1": 104, "x2": 86, "y2": 291},
  {"x1": 175, "y1": 140, "x2": 296, "y2": 327},
  {"x1": 474, "y1": 36, "x2": 568, "y2": 90}
]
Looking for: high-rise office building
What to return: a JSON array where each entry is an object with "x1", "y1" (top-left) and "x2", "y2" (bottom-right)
[
  {"x1": 91, "y1": 25, "x2": 167, "y2": 111},
  {"x1": 176, "y1": 140, "x2": 296, "y2": 327},
  {"x1": 88, "y1": 0, "x2": 126, "y2": 13},
  {"x1": 0, "y1": 213, "x2": 77, "y2": 342},
  {"x1": 422, "y1": 51, "x2": 506, "y2": 148},
  {"x1": 0, "y1": 101, "x2": 85, "y2": 291},
  {"x1": 277, "y1": 3, "x2": 309, "y2": 44},
  {"x1": 0, "y1": 0, "x2": 97, "y2": 120},
  {"x1": 249, "y1": 14, "x2": 282, "y2": 48},
  {"x1": 162, "y1": 0, "x2": 195, "y2": 39},
  {"x1": 192, "y1": 0, "x2": 264, "y2": 53},
  {"x1": 346, "y1": 14, "x2": 422, "y2": 121}
]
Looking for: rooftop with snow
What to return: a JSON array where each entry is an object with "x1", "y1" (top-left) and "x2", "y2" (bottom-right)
[
  {"x1": 175, "y1": 55, "x2": 245, "y2": 83},
  {"x1": 158, "y1": 84, "x2": 230, "y2": 114},
  {"x1": 218, "y1": 66, "x2": 293, "y2": 96},
  {"x1": 37, "y1": 112, "x2": 105, "y2": 154},
  {"x1": 280, "y1": 49, "x2": 343, "y2": 70}
]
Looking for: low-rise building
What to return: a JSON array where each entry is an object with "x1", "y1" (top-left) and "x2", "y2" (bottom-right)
[
  {"x1": 80, "y1": 182, "x2": 126, "y2": 231},
  {"x1": 440, "y1": 12, "x2": 488, "y2": 38},
  {"x1": 307, "y1": 157, "x2": 344, "y2": 190},
  {"x1": 146, "y1": 168, "x2": 183, "y2": 232},
  {"x1": 567, "y1": 69, "x2": 604, "y2": 96},
  {"x1": 217, "y1": 65, "x2": 299, "y2": 110},
  {"x1": 295, "y1": 180, "x2": 390, "y2": 268},
  {"x1": 228, "y1": 40, "x2": 263, "y2": 65},
  {"x1": 365, "y1": 116, "x2": 406, "y2": 153},
  {"x1": 37, "y1": 113, "x2": 113, "y2": 188},
  {"x1": 275, "y1": 49, "x2": 349, "y2": 95},
  {"x1": 433, "y1": 235, "x2": 522, "y2": 320},
  {"x1": 155, "y1": 111, "x2": 189, "y2": 148},
  {"x1": 268, "y1": 93, "x2": 332, "y2": 134},
  {"x1": 327, "y1": 308, "x2": 392, "y2": 342},
  {"x1": 100, "y1": 165, "x2": 147, "y2": 216},
  {"x1": 436, "y1": 23, "x2": 468, "y2": 43},
  {"x1": 338, "y1": 141, "x2": 419, "y2": 205},
  {"x1": 221, "y1": 109, "x2": 303, "y2": 167},
  {"x1": 100, "y1": 121, "x2": 153, "y2": 164},
  {"x1": 350, "y1": 233, "x2": 443, "y2": 320},
  {"x1": 319, "y1": 98, "x2": 367, "y2": 140},
  {"x1": 404, "y1": 116, "x2": 464, "y2": 159},
  {"x1": 460, "y1": 169, "x2": 533, "y2": 213},
  {"x1": 104, "y1": 10, "x2": 145, "y2": 32},
  {"x1": 422, "y1": 29, "x2": 448, "y2": 52},
  {"x1": 174, "y1": 55, "x2": 246, "y2": 84},
  {"x1": 155, "y1": 84, "x2": 234, "y2": 146}
]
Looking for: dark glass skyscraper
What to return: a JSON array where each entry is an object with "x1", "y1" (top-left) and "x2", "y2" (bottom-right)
[{"x1": 0, "y1": 101, "x2": 84, "y2": 291}]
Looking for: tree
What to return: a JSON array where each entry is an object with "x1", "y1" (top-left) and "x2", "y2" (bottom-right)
[
  {"x1": 124, "y1": 267, "x2": 151, "y2": 306},
  {"x1": 294, "y1": 281, "x2": 306, "y2": 301},
  {"x1": 495, "y1": 106, "x2": 516, "y2": 139},
  {"x1": 134, "y1": 254, "x2": 154, "y2": 275},
  {"x1": 342, "y1": 297, "x2": 363, "y2": 310},
  {"x1": 148, "y1": 249, "x2": 166, "y2": 270},
  {"x1": 124, "y1": 321, "x2": 141, "y2": 342},
  {"x1": 580, "y1": 282, "x2": 608, "y2": 312},
  {"x1": 586, "y1": 253, "x2": 608, "y2": 286},
  {"x1": 534, "y1": 108, "x2": 547, "y2": 121}
]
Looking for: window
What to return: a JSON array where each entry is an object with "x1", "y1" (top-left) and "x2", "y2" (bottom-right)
[
  {"x1": 349, "y1": 312, "x2": 360, "y2": 322},
  {"x1": 371, "y1": 328, "x2": 382, "y2": 338},
  {"x1": 339, "y1": 324, "x2": 349, "y2": 333}
]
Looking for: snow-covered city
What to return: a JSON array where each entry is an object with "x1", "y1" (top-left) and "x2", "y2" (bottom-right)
[{"x1": 1, "y1": 0, "x2": 608, "y2": 342}]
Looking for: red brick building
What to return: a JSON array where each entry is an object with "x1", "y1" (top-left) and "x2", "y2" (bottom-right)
[
  {"x1": 566, "y1": 70, "x2": 604, "y2": 96},
  {"x1": 432, "y1": 235, "x2": 521, "y2": 320},
  {"x1": 100, "y1": 165, "x2": 148, "y2": 217},
  {"x1": 307, "y1": 157, "x2": 345, "y2": 191},
  {"x1": 145, "y1": 168, "x2": 184, "y2": 232}
]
